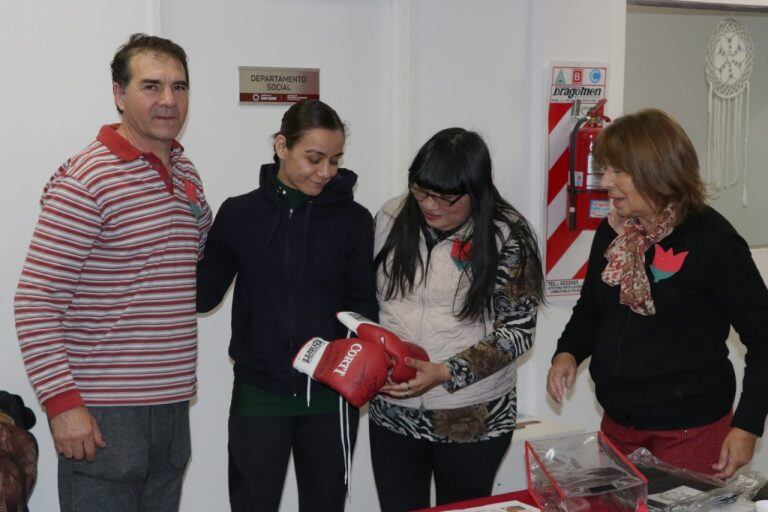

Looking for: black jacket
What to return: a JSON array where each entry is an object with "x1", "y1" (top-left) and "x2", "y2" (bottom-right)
[
  {"x1": 556, "y1": 207, "x2": 768, "y2": 436},
  {"x1": 197, "y1": 164, "x2": 378, "y2": 397}
]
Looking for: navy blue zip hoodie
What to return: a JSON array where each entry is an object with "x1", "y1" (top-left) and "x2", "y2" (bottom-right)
[{"x1": 197, "y1": 163, "x2": 378, "y2": 397}]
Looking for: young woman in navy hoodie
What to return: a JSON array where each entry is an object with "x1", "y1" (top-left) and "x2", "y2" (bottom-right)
[{"x1": 197, "y1": 100, "x2": 377, "y2": 512}]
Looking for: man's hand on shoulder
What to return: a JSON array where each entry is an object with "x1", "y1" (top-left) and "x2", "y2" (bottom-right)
[{"x1": 50, "y1": 405, "x2": 106, "y2": 462}]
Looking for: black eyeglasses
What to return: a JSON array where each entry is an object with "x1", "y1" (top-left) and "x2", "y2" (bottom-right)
[{"x1": 409, "y1": 185, "x2": 465, "y2": 208}]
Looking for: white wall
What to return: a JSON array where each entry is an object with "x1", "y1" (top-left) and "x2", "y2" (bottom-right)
[
  {"x1": 1, "y1": 1, "x2": 765, "y2": 511},
  {"x1": 0, "y1": 3, "x2": 151, "y2": 510},
  {"x1": 524, "y1": 0, "x2": 627, "y2": 425}
]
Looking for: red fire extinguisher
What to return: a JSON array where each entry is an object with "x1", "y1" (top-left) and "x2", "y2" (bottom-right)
[{"x1": 568, "y1": 99, "x2": 611, "y2": 230}]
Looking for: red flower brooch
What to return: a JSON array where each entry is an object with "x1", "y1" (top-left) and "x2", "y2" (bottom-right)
[
  {"x1": 450, "y1": 240, "x2": 472, "y2": 271},
  {"x1": 183, "y1": 178, "x2": 202, "y2": 220},
  {"x1": 650, "y1": 243, "x2": 688, "y2": 283}
]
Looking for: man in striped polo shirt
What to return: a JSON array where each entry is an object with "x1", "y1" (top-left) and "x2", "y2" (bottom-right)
[{"x1": 14, "y1": 33, "x2": 211, "y2": 511}]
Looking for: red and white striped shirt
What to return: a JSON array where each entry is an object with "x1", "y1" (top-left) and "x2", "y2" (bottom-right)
[{"x1": 14, "y1": 125, "x2": 212, "y2": 419}]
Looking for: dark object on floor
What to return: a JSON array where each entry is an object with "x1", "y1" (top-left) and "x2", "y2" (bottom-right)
[
  {"x1": 0, "y1": 392, "x2": 36, "y2": 430},
  {"x1": 0, "y1": 391, "x2": 38, "y2": 512}
]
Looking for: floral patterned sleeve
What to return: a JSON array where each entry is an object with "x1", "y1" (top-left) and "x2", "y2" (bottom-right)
[{"x1": 443, "y1": 235, "x2": 540, "y2": 393}]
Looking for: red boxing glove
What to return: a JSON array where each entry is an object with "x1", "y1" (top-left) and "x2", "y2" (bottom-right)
[
  {"x1": 336, "y1": 311, "x2": 430, "y2": 383},
  {"x1": 292, "y1": 337, "x2": 390, "y2": 407}
]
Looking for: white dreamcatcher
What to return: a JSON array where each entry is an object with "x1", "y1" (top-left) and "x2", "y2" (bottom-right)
[{"x1": 705, "y1": 18, "x2": 754, "y2": 206}]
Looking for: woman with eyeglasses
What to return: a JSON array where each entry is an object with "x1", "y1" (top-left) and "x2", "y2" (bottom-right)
[{"x1": 369, "y1": 127, "x2": 544, "y2": 511}]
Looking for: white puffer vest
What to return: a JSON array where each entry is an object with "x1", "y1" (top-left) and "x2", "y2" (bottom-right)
[{"x1": 375, "y1": 196, "x2": 516, "y2": 410}]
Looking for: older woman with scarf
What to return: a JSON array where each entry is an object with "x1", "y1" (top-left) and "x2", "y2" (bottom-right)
[{"x1": 546, "y1": 109, "x2": 768, "y2": 479}]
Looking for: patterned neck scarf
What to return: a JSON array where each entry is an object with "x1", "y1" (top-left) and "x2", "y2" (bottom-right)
[{"x1": 601, "y1": 204, "x2": 676, "y2": 315}]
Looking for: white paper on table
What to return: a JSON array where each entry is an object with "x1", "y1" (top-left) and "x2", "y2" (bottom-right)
[
  {"x1": 444, "y1": 500, "x2": 540, "y2": 512},
  {"x1": 648, "y1": 485, "x2": 703, "y2": 505}
]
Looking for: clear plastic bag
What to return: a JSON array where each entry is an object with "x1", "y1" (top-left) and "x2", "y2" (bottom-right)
[
  {"x1": 628, "y1": 447, "x2": 766, "y2": 511},
  {"x1": 526, "y1": 432, "x2": 648, "y2": 511}
]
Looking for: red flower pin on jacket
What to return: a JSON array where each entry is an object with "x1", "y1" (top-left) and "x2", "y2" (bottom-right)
[
  {"x1": 183, "y1": 178, "x2": 202, "y2": 220},
  {"x1": 450, "y1": 240, "x2": 473, "y2": 271},
  {"x1": 650, "y1": 243, "x2": 689, "y2": 283}
]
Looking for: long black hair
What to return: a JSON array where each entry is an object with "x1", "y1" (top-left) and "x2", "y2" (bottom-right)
[{"x1": 374, "y1": 128, "x2": 543, "y2": 321}]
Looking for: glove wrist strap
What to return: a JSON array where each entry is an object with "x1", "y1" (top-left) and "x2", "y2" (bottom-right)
[{"x1": 292, "y1": 337, "x2": 329, "y2": 376}]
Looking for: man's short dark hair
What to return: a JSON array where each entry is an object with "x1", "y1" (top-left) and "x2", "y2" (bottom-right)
[{"x1": 111, "y1": 33, "x2": 189, "y2": 113}]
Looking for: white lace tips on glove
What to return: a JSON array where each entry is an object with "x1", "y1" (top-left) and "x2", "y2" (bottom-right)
[
  {"x1": 336, "y1": 311, "x2": 376, "y2": 333},
  {"x1": 292, "y1": 337, "x2": 330, "y2": 376}
]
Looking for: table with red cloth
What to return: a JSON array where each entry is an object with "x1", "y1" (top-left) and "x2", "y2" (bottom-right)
[{"x1": 414, "y1": 489, "x2": 536, "y2": 511}]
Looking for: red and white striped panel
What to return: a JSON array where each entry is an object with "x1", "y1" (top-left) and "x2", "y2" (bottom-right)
[{"x1": 545, "y1": 102, "x2": 596, "y2": 295}]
